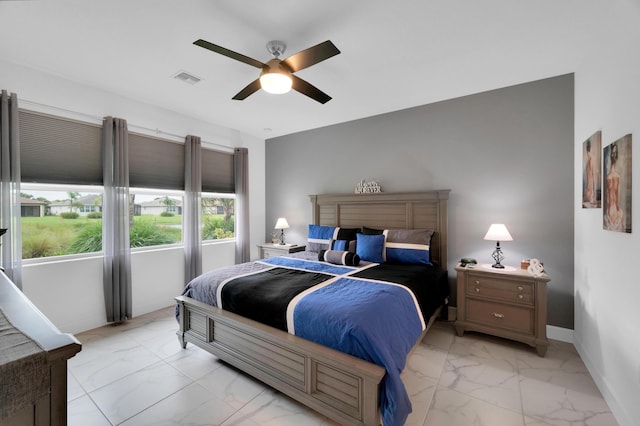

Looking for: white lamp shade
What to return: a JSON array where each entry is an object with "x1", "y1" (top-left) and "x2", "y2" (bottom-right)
[
  {"x1": 483, "y1": 224, "x2": 513, "y2": 241},
  {"x1": 260, "y1": 72, "x2": 292, "y2": 94},
  {"x1": 274, "y1": 217, "x2": 290, "y2": 229}
]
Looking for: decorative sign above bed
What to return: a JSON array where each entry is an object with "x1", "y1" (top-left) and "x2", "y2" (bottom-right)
[{"x1": 355, "y1": 179, "x2": 382, "y2": 194}]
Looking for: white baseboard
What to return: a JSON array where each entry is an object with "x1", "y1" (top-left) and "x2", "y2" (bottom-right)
[
  {"x1": 546, "y1": 325, "x2": 574, "y2": 343},
  {"x1": 574, "y1": 339, "x2": 633, "y2": 426}
]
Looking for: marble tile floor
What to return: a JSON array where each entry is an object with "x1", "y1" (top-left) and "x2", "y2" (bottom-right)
[{"x1": 67, "y1": 307, "x2": 618, "y2": 426}]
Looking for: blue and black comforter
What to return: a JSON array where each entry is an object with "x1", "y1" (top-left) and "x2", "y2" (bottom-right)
[{"x1": 179, "y1": 252, "x2": 448, "y2": 426}]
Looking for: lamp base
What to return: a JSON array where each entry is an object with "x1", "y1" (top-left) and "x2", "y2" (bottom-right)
[{"x1": 490, "y1": 242, "x2": 505, "y2": 269}]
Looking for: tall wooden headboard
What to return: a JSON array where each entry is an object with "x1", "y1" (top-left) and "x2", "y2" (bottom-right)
[{"x1": 309, "y1": 190, "x2": 450, "y2": 270}]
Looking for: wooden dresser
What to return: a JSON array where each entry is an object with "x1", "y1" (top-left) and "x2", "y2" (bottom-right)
[
  {"x1": 454, "y1": 263, "x2": 550, "y2": 356},
  {"x1": 0, "y1": 272, "x2": 81, "y2": 426}
]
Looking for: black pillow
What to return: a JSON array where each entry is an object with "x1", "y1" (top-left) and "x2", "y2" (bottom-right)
[
  {"x1": 318, "y1": 249, "x2": 361, "y2": 266},
  {"x1": 361, "y1": 226, "x2": 383, "y2": 235},
  {"x1": 336, "y1": 227, "x2": 360, "y2": 240}
]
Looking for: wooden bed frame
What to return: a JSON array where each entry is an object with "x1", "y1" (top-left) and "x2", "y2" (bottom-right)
[{"x1": 175, "y1": 190, "x2": 450, "y2": 425}]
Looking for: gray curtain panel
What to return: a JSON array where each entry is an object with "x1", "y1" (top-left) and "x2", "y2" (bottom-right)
[
  {"x1": 184, "y1": 135, "x2": 202, "y2": 283},
  {"x1": 102, "y1": 116, "x2": 132, "y2": 323},
  {"x1": 0, "y1": 90, "x2": 22, "y2": 288},
  {"x1": 234, "y1": 147, "x2": 249, "y2": 263}
]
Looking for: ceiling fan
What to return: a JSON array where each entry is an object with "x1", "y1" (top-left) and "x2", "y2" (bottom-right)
[{"x1": 193, "y1": 39, "x2": 340, "y2": 104}]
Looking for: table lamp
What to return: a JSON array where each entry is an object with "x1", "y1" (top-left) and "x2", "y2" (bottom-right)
[
  {"x1": 483, "y1": 224, "x2": 513, "y2": 268},
  {"x1": 274, "y1": 217, "x2": 289, "y2": 245}
]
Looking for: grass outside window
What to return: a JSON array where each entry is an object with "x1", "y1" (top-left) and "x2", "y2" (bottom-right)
[{"x1": 21, "y1": 214, "x2": 234, "y2": 259}]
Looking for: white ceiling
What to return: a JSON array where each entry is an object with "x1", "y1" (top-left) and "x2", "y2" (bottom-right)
[{"x1": 0, "y1": 0, "x2": 597, "y2": 139}]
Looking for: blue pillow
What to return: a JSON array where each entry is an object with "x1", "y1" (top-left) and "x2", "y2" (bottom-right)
[
  {"x1": 330, "y1": 239, "x2": 357, "y2": 252},
  {"x1": 330, "y1": 239, "x2": 350, "y2": 251},
  {"x1": 307, "y1": 224, "x2": 338, "y2": 252},
  {"x1": 356, "y1": 233, "x2": 385, "y2": 263},
  {"x1": 384, "y1": 229, "x2": 433, "y2": 265}
]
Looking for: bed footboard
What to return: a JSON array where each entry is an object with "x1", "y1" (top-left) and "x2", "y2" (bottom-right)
[{"x1": 175, "y1": 295, "x2": 385, "y2": 426}]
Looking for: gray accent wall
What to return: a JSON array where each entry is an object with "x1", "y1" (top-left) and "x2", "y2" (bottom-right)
[{"x1": 266, "y1": 74, "x2": 574, "y2": 329}]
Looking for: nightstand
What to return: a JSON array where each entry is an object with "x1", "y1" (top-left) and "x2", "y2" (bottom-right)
[
  {"x1": 257, "y1": 243, "x2": 306, "y2": 259},
  {"x1": 454, "y1": 263, "x2": 550, "y2": 356}
]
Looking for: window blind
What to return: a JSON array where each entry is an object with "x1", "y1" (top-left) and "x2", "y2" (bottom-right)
[
  {"x1": 128, "y1": 132, "x2": 185, "y2": 190},
  {"x1": 19, "y1": 109, "x2": 235, "y2": 193},
  {"x1": 201, "y1": 148, "x2": 235, "y2": 193},
  {"x1": 19, "y1": 110, "x2": 103, "y2": 185}
]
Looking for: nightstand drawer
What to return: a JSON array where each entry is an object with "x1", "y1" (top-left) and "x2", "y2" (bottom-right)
[
  {"x1": 262, "y1": 247, "x2": 286, "y2": 258},
  {"x1": 262, "y1": 249, "x2": 276, "y2": 258},
  {"x1": 257, "y1": 244, "x2": 306, "y2": 259},
  {"x1": 466, "y1": 299, "x2": 533, "y2": 334},
  {"x1": 466, "y1": 274, "x2": 534, "y2": 305}
]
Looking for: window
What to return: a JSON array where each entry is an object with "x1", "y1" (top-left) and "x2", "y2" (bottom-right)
[
  {"x1": 21, "y1": 184, "x2": 104, "y2": 259},
  {"x1": 202, "y1": 193, "x2": 235, "y2": 240},
  {"x1": 19, "y1": 109, "x2": 238, "y2": 259},
  {"x1": 80, "y1": 204, "x2": 99, "y2": 213},
  {"x1": 200, "y1": 147, "x2": 235, "y2": 241},
  {"x1": 21, "y1": 185, "x2": 188, "y2": 258},
  {"x1": 130, "y1": 189, "x2": 183, "y2": 248},
  {"x1": 19, "y1": 110, "x2": 105, "y2": 260}
]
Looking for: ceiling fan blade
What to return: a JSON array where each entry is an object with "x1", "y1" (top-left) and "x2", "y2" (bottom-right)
[
  {"x1": 194, "y1": 39, "x2": 265, "y2": 69},
  {"x1": 282, "y1": 40, "x2": 340, "y2": 73},
  {"x1": 291, "y1": 75, "x2": 332, "y2": 104},
  {"x1": 232, "y1": 79, "x2": 261, "y2": 100}
]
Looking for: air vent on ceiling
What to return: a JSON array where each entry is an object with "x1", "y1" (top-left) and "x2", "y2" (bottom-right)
[{"x1": 172, "y1": 71, "x2": 201, "y2": 85}]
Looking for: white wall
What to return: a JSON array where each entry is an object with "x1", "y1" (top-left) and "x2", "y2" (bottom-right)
[
  {"x1": 130, "y1": 246, "x2": 186, "y2": 318},
  {"x1": 573, "y1": 1, "x2": 640, "y2": 425},
  {"x1": 202, "y1": 240, "x2": 237, "y2": 273},
  {"x1": 20, "y1": 231, "x2": 250, "y2": 336},
  {"x1": 22, "y1": 255, "x2": 105, "y2": 334},
  {"x1": 22, "y1": 240, "x2": 237, "y2": 335},
  {"x1": 1, "y1": 60, "x2": 266, "y2": 334}
]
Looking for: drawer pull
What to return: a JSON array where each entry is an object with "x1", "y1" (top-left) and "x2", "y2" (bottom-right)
[
  {"x1": 475, "y1": 287, "x2": 480, "y2": 292},
  {"x1": 517, "y1": 286, "x2": 524, "y2": 291},
  {"x1": 518, "y1": 294, "x2": 524, "y2": 299},
  {"x1": 474, "y1": 280, "x2": 480, "y2": 285},
  {"x1": 491, "y1": 312, "x2": 505, "y2": 319}
]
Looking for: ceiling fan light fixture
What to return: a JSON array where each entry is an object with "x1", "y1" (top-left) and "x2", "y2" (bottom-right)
[
  {"x1": 194, "y1": 38, "x2": 339, "y2": 102},
  {"x1": 260, "y1": 59, "x2": 292, "y2": 94},
  {"x1": 260, "y1": 71, "x2": 292, "y2": 94}
]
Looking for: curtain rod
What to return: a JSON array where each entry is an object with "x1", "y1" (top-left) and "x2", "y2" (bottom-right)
[{"x1": 19, "y1": 98, "x2": 235, "y2": 152}]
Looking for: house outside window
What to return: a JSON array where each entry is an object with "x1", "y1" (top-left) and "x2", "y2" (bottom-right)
[
  {"x1": 129, "y1": 190, "x2": 183, "y2": 248},
  {"x1": 138, "y1": 196, "x2": 182, "y2": 215},
  {"x1": 20, "y1": 197, "x2": 46, "y2": 217},
  {"x1": 48, "y1": 194, "x2": 102, "y2": 216}
]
